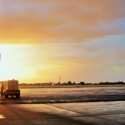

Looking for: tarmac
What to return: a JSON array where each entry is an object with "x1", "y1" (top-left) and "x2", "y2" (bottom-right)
[
  {"x1": 0, "y1": 101, "x2": 125, "y2": 125},
  {"x1": 0, "y1": 87, "x2": 125, "y2": 125}
]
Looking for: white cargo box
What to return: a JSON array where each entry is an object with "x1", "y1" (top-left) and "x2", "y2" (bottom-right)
[{"x1": 4, "y1": 80, "x2": 18, "y2": 90}]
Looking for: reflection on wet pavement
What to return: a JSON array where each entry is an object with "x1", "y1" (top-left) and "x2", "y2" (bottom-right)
[
  {"x1": 0, "y1": 87, "x2": 125, "y2": 124},
  {"x1": 14, "y1": 101, "x2": 125, "y2": 125},
  {"x1": 49, "y1": 101, "x2": 125, "y2": 116},
  {"x1": 0, "y1": 87, "x2": 125, "y2": 104},
  {"x1": 0, "y1": 104, "x2": 83, "y2": 125},
  {"x1": 20, "y1": 87, "x2": 125, "y2": 97}
]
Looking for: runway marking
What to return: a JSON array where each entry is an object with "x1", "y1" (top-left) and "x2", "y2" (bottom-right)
[{"x1": 0, "y1": 115, "x2": 5, "y2": 119}]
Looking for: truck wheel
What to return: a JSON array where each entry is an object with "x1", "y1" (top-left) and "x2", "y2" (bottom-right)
[
  {"x1": 16, "y1": 95, "x2": 20, "y2": 98},
  {"x1": 5, "y1": 95, "x2": 8, "y2": 98}
]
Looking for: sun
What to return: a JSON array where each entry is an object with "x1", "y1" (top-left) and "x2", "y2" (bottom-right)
[
  {"x1": 0, "y1": 61, "x2": 16, "y2": 81},
  {"x1": 0, "y1": 45, "x2": 23, "y2": 81}
]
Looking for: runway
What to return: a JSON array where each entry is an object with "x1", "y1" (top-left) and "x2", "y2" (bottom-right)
[
  {"x1": 0, "y1": 87, "x2": 125, "y2": 125},
  {"x1": 0, "y1": 87, "x2": 125, "y2": 104},
  {"x1": 0, "y1": 101, "x2": 125, "y2": 125}
]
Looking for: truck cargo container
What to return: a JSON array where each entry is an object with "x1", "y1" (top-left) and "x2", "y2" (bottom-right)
[{"x1": 1, "y1": 79, "x2": 20, "y2": 98}]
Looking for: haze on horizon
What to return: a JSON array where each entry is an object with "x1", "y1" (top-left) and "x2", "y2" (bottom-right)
[{"x1": 0, "y1": 0, "x2": 125, "y2": 83}]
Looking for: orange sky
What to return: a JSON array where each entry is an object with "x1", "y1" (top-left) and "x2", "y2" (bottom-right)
[{"x1": 0, "y1": 0, "x2": 125, "y2": 83}]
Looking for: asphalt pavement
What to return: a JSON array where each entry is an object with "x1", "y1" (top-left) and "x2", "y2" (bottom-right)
[
  {"x1": 0, "y1": 87, "x2": 125, "y2": 125},
  {"x1": 0, "y1": 101, "x2": 125, "y2": 125}
]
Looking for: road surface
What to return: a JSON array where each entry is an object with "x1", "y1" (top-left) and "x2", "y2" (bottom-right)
[
  {"x1": 0, "y1": 87, "x2": 125, "y2": 104},
  {"x1": 0, "y1": 87, "x2": 125, "y2": 125},
  {"x1": 0, "y1": 101, "x2": 125, "y2": 125}
]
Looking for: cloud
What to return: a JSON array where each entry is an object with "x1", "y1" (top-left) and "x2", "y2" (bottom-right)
[
  {"x1": 112, "y1": 66, "x2": 125, "y2": 73},
  {"x1": 0, "y1": 0, "x2": 125, "y2": 44},
  {"x1": 0, "y1": 41, "x2": 125, "y2": 82}
]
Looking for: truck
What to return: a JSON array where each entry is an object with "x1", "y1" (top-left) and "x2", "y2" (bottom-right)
[{"x1": 1, "y1": 79, "x2": 20, "y2": 98}]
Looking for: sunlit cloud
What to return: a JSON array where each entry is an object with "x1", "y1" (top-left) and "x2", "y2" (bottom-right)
[
  {"x1": 0, "y1": 0, "x2": 125, "y2": 83},
  {"x1": 0, "y1": 0, "x2": 125, "y2": 44}
]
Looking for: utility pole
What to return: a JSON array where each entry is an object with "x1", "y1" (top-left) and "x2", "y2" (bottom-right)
[{"x1": 59, "y1": 76, "x2": 61, "y2": 84}]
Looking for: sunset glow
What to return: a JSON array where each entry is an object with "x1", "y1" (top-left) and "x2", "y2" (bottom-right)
[{"x1": 0, "y1": 0, "x2": 125, "y2": 83}]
